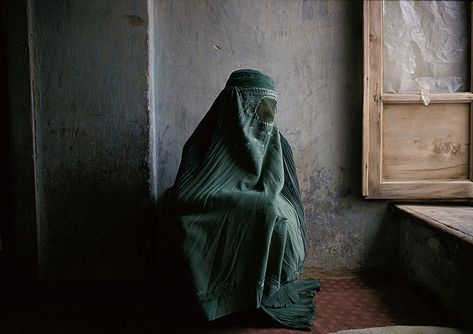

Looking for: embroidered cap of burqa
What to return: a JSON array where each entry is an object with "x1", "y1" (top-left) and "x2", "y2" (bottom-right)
[{"x1": 169, "y1": 69, "x2": 319, "y2": 330}]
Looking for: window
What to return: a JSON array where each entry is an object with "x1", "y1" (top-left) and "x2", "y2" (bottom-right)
[{"x1": 363, "y1": 0, "x2": 473, "y2": 199}]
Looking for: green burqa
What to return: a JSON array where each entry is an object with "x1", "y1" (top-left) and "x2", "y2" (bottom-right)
[{"x1": 162, "y1": 69, "x2": 319, "y2": 330}]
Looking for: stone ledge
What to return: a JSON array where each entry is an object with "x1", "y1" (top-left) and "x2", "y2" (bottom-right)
[
  {"x1": 393, "y1": 204, "x2": 473, "y2": 245},
  {"x1": 393, "y1": 204, "x2": 473, "y2": 329}
]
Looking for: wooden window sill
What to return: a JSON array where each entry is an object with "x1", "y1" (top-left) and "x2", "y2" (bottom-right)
[{"x1": 393, "y1": 204, "x2": 473, "y2": 245}]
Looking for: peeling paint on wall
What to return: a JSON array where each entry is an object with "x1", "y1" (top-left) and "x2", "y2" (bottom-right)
[{"x1": 125, "y1": 14, "x2": 145, "y2": 27}]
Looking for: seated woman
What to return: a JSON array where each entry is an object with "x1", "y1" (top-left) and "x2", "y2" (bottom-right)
[{"x1": 158, "y1": 69, "x2": 319, "y2": 331}]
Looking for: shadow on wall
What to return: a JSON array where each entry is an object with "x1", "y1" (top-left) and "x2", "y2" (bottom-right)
[
  {"x1": 0, "y1": 0, "x2": 14, "y2": 281},
  {"x1": 365, "y1": 208, "x2": 400, "y2": 271}
]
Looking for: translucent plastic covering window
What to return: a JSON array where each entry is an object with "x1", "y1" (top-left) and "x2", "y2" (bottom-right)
[{"x1": 383, "y1": 0, "x2": 469, "y2": 99}]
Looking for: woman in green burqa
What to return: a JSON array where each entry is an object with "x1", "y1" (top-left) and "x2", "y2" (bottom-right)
[{"x1": 159, "y1": 69, "x2": 319, "y2": 330}]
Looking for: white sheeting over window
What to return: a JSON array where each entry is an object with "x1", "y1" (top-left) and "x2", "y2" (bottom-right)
[{"x1": 383, "y1": 0, "x2": 468, "y2": 94}]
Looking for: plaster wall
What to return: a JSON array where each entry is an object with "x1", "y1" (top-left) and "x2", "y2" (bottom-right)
[
  {"x1": 153, "y1": 0, "x2": 392, "y2": 271},
  {"x1": 9, "y1": 0, "x2": 394, "y2": 280},
  {"x1": 25, "y1": 0, "x2": 153, "y2": 280}
]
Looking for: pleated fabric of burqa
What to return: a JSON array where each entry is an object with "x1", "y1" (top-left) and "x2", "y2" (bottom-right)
[{"x1": 161, "y1": 69, "x2": 319, "y2": 330}]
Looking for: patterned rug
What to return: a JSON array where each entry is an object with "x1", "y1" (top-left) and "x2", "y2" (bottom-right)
[
  {"x1": 311, "y1": 276, "x2": 457, "y2": 334},
  {"x1": 1, "y1": 276, "x2": 463, "y2": 333},
  {"x1": 331, "y1": 326, "x2": 471, "y2": 334}
]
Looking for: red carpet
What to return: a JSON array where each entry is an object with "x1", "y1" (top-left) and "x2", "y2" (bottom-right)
[
  {"x1": 172, "y1": 276, "x2": 457, "y2": 333},
  {"x1": 312, "y1": 277, "x2": 455, "y2": 334}
]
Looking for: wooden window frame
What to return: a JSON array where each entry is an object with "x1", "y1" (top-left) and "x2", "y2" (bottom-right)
[{"x1": 362, "y1": 0, "x2": 473, "y2": 199}]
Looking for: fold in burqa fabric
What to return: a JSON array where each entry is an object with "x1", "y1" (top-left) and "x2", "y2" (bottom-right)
[{"x1": 157, "y1": 69, "x2": 320, "y2": 330}]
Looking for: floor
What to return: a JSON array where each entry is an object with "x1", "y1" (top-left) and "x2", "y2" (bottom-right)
[
  {"x1": 312, "y1": 276, "x2": 455, "y2": 334},
  {"x1": 1, "y1": 275, "x2": 458, "y2": 334}
]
